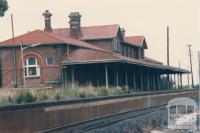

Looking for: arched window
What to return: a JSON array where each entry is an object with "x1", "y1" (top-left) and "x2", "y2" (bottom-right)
[{"x1": 24, "y1": 57, "x2": 40, "y2": 77}]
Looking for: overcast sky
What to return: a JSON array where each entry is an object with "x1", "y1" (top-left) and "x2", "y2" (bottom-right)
[{"x1": 0, "y1": 0, "x2": 200, "y2": 84}]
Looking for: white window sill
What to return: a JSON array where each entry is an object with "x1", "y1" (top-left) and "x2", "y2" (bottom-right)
[{"x1": 25, "y1": 76, "x2": 40, "y2": 79}]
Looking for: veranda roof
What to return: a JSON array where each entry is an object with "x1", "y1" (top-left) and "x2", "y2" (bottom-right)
[{"x1": 62, "y1": 48, "x2": 189, "y2": 74}]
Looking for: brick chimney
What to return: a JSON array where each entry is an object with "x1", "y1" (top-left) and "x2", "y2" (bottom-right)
[
  {"x1": 42, "y1": 10, "x2": 52, "y2": 32},
  {"x1": 68, "y1": 12, "x2": 82, "y2": 39}
]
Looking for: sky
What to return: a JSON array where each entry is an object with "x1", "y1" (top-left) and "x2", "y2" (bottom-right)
[{"x1": 0, "y1": 0, "x2": 200, "y2": 85}]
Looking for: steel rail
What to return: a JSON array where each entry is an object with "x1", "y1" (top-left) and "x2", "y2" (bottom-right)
[{"x1": 39, "y1": 104, "x2": 167, "y2": 133}]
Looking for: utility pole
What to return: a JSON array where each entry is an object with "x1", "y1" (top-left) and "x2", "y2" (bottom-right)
[
  {"x1": 167, "y1": 26, "x2": 170, "y2": 66},
  {"x1": 198, "y1": 51, "x2": 200, "y2": 88},
  {"x1": 198, "y1": 51, "x2": 200, "y2": 125},
  {"x1": 178, "y1": 61, "x2": 180, "y2": 88},
  {"x1": 11, "y1": 14, "x2": 17, "y2": 88},
  {"x1": 11, "y1": 14, "x2": 15, "y2": 42},
  {"x1": 187, "y1": 45, "x2": 194, "y2": 88},
  {"x1": 167, "y1": 26, "x2": 170, "y2": 88},
  {"x1": 187, "y1": 65, "x2": 190, "y2": 89}
]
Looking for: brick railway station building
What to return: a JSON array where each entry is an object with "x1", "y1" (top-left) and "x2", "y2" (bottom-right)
[{"x1": 0, "y1": 10, "x2": 189, "y2": 90}]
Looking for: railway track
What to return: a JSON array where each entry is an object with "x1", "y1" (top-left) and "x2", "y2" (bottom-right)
[{"x1": 39, "y1": 104, "x2": 166, "y2": 133}]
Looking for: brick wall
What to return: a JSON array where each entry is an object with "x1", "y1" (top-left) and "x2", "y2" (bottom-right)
[
  {"x1": 0, "y1": 45, "x2": 68, "y2": 88},
  {"x1": 0, "y1": 90, "x2": 198, "y2": 133}
]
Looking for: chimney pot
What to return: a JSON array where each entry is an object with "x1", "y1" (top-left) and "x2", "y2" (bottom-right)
[{"x1": 68, "y1": 12, "x2": 82, "y2": 39}]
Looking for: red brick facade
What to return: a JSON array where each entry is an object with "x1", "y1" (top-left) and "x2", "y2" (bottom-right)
[{"x1": 0, "y1": 45, "x2": 68, "y2": 88}]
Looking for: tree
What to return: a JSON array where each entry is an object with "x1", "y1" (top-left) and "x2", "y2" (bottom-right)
[{"x1": 0, "y1": 0, "x2": 8, "y2": 17}]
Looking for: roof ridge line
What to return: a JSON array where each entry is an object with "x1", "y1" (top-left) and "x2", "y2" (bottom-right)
[
  {"x1": 125, "y1": 35, "x2": 145, "y2": 38},
  {"x1": 53, "y1": 24, "x2": 120, "y2": 30}
]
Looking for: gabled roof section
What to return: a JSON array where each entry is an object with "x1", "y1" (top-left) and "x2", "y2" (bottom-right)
[
  {"x1": 125, "y1": 36, "x2": 148, "y2": 49},
  {"x1": 0, "y1": 30, "x2": 104, "y2": 51},
  {"x1": 115, "y1": 27, "x2": 125, "y2": 41},
  {"x1": 52, "y1": 24, "x2": 120, "y2": 40}
]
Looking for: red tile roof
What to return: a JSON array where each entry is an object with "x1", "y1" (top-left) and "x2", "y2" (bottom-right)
[
  {"x1": 117, "y1": 55, "x2": 165, "y2": 69},
  {"x1": 125, "y1": 36, "x2": 145, "y2": 47},
  {"x1": 53, "y1": 25, "x2": 147, "y2": 48},
  {"x1": 0, "y1": 30, "x2": 104, "y2": 51},
  {"x1": 52, "y1": 24, "x2": 119, "y2": 40},
  {"x1": 67, "y1": 48, "x2": 119, "y2": 63},
  {"x1": 119, "y1": 55, "x2": 188, "y2": 73}
]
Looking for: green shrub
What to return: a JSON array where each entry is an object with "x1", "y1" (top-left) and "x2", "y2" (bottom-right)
[
  {"x1": 62, "y1": 88, "x2": 81, "y2": 98},
  {"x1": 151, "y1": 117, "x2": 161, "y2": 128},
  {"x1": 111, "y1": 87, "x2": 124, "y2": 95},
  {"x1": 37, "y1": 93, "x2": 48, "y2": 101},
  {"x1": 86, "y1": 93, "x2": 96, "y2": 98},
  {"x1": 122, "y1": 86, "x2": 131, "y2": 94},
  {"x1": 8, "y1": 96, "x2": 14, "y2": 103},
  {"x1": 15, "y1": 92, "x2": 36, "y2": 104},
  {"x1": 55, "y1": 93, "x2": 61, "y2": 100},
  {"x1": 97, "y1": 88, "x2": 109, "y2": 96},
  {"x1": 0, "y1": 98, "x2": 14, "y2": 107},
  {"x1": 79, "y1": 91, "x2": 86, "y2": 98}
]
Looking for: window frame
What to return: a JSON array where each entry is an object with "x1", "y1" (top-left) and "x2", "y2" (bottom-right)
[
  {"x1": 24, "y1": 57, "x2": 40, "y2": 77},
  {"x1": 46, "y1": 57, "x2": 54, "y2": 65},
  {"x1": 113, "y1": 39, "x2": 121, "y2": 53}
]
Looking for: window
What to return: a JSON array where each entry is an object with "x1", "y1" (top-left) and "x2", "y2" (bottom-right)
[
  {"x1": 113, "y1": 39, "x2": 120, "y2": 53},
  {"x1": 46, "y1": 57, "x2": 54, "y2": 65},
  {"x1": 135, "y1": 48, "x2": 139, "y2": 59},
  {"x1": 130, "y1": 47, "x2": 133, "y2": 58},
  {"x1": 177, "y1": 105, "x2": 186, "y2": 114},
  {"x1": 124, "y1": 45, "x2": 127, "y2": 57},
  {"x1": 169, "y1": 106, "x2": 176, "y2": 114},
  {"x1": 128, "y1": 46, "x2": 131, "y2": 57},
  {"x1": 131, "y1": 48, "x2": 135, "y2": 58},
  {"x1": 187, "y1": 105, "x2": 194, "y2": 114},
  {"x1": 121, "y1": 45, "x2": 124, "y2": 55},
  {"x1": 140, "y1": 48, "x2": 144, "y2": 58},
  {"x1": 24, "y1": 57, "x2": 40, "y2": 77},
  {"x1": 125, "y1": 45, "x2": 129, "y2": 57}
]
